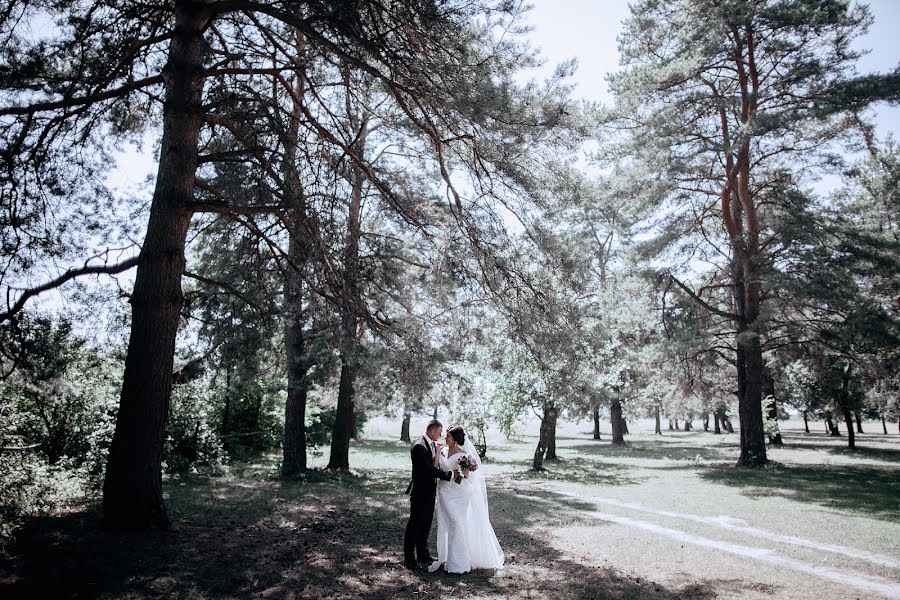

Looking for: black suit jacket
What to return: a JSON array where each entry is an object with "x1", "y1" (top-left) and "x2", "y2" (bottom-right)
[{"x1": 406, "y1": 436, "x2": 451, "y2": 496}]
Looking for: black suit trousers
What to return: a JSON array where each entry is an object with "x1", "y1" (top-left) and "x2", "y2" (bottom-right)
[{"x1": 404, "y1": 486, "x2": 437, "y2": 564}]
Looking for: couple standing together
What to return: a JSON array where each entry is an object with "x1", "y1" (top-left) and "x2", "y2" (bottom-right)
[{"x1": 403, "y1": 420, "x2": 505, "y2": 574}]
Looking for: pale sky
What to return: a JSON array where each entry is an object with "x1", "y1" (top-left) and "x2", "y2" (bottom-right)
[{"x1": 523, "y1": 0, "x2": 900, "y2": 139}]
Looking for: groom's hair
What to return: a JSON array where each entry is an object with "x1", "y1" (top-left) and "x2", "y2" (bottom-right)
[{"x1": 426, "y1": 419, "x2": 442, "y2": 432}]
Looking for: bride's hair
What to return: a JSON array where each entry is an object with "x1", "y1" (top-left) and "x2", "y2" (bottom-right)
[{"x1": 448, "y1": 426, "x2": 465, "y2": 446}]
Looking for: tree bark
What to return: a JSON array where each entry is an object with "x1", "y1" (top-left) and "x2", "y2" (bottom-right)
[
  {"x1": 684, "y1": 414, "x2": 692, "y2": 431},
  {"x1": 593, "y1": 405, "x2": 601, "y2": 440},
  {"x1": 610, "y1": 400, "x2": 625, "y2": 446},
  {"x1": 621, "y1": 418, "x2": 629, "y2": 435},
  {"x1": 400, "y1": 411, "x2": 411, "y2": 442},
  {"x1": 328, "y1": 357, "x2": 356, "y2": 469},
  {"x1": 668, "y1": 419, "x2": 674, "y2": 431},
  {"x1": 327, "y1": 85, "x2": 368, "y2": 470},
  {"x1": 763, "y1": 365, "x2": 783, "y2": 446},
  {"x1": 703, "y1": 413, "x2": 709, "y2": 432},
  {"x1": 826, "y1": 414, "x2": 840, "y2": 436},
  {"x1": 802, "y1": 410, "x2": 809, "y2": 434},
  {"x1": 282, "y1": 32, "x2": 309, "y2": 478},
  {"x1": 531, "y1": 402, "x2": 554, "y2": 471},
  {"x1": 655, "y1": 405, "x2": 662, "y2": 435},
  {"x1": 102, "y1": 4, "x2": 210, "y2": 530},
  {"x1": 735, "y1": 333, "x2": 767, "y2": 466},
  {"x1": 840, "y1": 366, "x2": 855, "y2": 450},
  {"x1": 714, "y1": 410, "x2": 721, "y2": 434},
  {"x1": 882, "y1": 415, "x2": 888, "y2": 435},
  {"x1": 674, "y1": 418, "x2": 680, "y2": 430},
  {"x1": 854, "y1": 410, "x2": 863, "y2": 434},
  {"x1": 545, "y1": 405, "x2": 558, "y2": 460}
]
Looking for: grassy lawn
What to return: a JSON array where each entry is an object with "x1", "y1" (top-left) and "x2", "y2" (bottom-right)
[{"x1": 1, "y1": 418, "x2": 898, "y2": 599}]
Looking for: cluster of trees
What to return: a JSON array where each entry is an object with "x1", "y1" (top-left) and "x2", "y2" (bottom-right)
[{"x1": 1, "y1": 0, "x2": 897, "y2": 536}]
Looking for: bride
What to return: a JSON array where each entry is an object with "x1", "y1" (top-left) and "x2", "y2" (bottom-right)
[{"x1": 429, "y1": 425, "x2": 504, "y2": 574}]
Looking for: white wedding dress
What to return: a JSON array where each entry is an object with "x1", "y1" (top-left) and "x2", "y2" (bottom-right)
[{"x1": 433, "y1": 439, "x2": 505, "y2": 573}]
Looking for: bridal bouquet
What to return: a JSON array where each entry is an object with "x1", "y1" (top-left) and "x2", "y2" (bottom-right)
[{"x1": 457, "y1": 455, "x2": 478, "y2": 472}]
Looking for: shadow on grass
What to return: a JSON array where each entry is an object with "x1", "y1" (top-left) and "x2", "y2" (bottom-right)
[
  {"x1": 772, "y1": 433, "x2": 900, "y2": 464},
  {"x1": 509, "y1": 458, "x2": 646, "y2": 487},
  {"x1": 696, "y1": 462, "x2": 900, "y2": 520},
  {"x1": 568, "y1": 439, "x2": 738, "y2": 463},
  {"x1": 0, "y1": 461, "x2": 733, "y2": 599}
]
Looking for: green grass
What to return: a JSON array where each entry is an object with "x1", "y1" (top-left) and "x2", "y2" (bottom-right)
[{"x1": 1, "y1": 418, "x2": 898, "y2": 599}]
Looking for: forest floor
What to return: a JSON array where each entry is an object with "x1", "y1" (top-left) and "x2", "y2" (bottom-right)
[{"x1": 1, "y1": 418, "x2": 898, "y2": 600}]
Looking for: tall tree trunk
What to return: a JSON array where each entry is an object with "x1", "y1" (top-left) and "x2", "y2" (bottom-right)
[
  {"x1": 327, "y1": 85, "x2": 368, "y2": 470},
  {"x1": 655, "y1": 405, "x2": 662, "y2": 435},
  {"x1": 674, "y1": 418, "x2": 680, "y2": 430},
  {"x1": 668, "y1": 419, "x2": 674, "y2": 431},
  {"x1": 350, "y1": 409, "x2": 359, "y2": 440},
  {"x1": 882, "y1": 415, "x2": 888, "y2": 435},
  {"x1": 593, "y1": 405, "x2": 601, "y2": 440},
  {"x1": 282, "y1": 32, "x2": 309, "y2": 478},
  {"x1": 703, "y1": 413, "x2": 709, "y2": 432},
  {"x1": 854, "y1": 411, "x2": 863, "y2": 434},
  {"x1": 102, "y1": 5, "x2": 209, "y2": 530},
  {"x1": 610, "y1": 400, "x2": 625, "y2": 446},
  {"x1": 713, "y1": 410, "x2": 721, "y2": 434},
  {"x1": 802, "y1": 410, "x2": 809, "y2": 433},
  {"x1": 400, "y1": 411, "x2": 411, "y2": 442},
  {"x1": 684, "y1": 414, "x2": 692, "y2": 431}
]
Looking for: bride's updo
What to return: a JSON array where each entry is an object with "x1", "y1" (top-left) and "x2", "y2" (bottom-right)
[{"x1": 448, "y1": 426, "x2": 465, "y2": 446}]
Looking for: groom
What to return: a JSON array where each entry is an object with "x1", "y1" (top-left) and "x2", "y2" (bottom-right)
[{"x1": 403, "y1": 419, "x2": 459, "y2": 571}]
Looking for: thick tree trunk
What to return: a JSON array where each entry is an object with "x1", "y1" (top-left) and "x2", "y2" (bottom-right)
[
  {"x1": 724, "y1": 416, "x2": 734, "y2": 434},
  {"x1": 102, "y1": 5, "x2": 209, "y2": 530},
  {"x1": 400, "y1": 412, "x2": 411, "y2": 442},
  {"x1": 610, "y1": 400, "x2": 625, "y2": 446},
  {"x1": 655, "y1": 405, "x2": 662, "y2": 435},
  {"x1": 714, "y1": 410, "x2": 721, "y2": 434},
  {"x1": 736, "y1": 333, "x2": 767, "y2": 466},
  {"x1": 545, "y1": 405, "x2": 558, "y2": 460},
  {"x1": 802, "y1": 410, "x2": 809, "y2": 434},
  {"x1": 282, "y1": 284, "x2": 308, "y2": 476},
  {"x1": 328, "y1": 357, "x2": 356, "y2": 469},
  {"x1": 593, "y1": 405, "x2": 601, "y2": 440},
  {"x1": 854, "y1": 411, "x2": 863, "y2": 434},
  {"x1": 703, "y1": 413, "x2": 709, "y2": 432},
  {"x1": 351, "y1": 410, "x2": 359, "y2": 440}
]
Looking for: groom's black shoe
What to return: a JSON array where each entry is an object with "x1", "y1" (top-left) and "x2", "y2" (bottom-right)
[{"x1": 404, "y1": 561, "x2": 421, "y2": 572}]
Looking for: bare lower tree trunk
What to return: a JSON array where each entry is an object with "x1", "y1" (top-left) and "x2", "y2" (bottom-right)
[
  {"x1": 668, "y1": 419, "x2": 674, "y2": 431},
  {"x1": 802, "y1": 411, "x2": 809, "y2": 433},
  {"x1": 593, "y1": 405, "x2": 601, "y2": 440},
  {"x1": 736, "y1": 333, "x2": 767, "y2": 466},
  {"x1": 400, "y1": 412, "x2": 411, "y2": 442},
  {"x1": 531, "y1": 403, "x2": 554, "y2": 471},
  {"x1": 684, "y1": 414, "x2": 692, "y2": 431},
  {"x1": 328, "y1": 357, "x2": 356, "y2": 469},
  {"x1": 675, "y1": 418, "x2": 680, "y2": 430},
  {"x1": 882, "y1": 415, "x2": 888, "y2": 435},
  {"x1": 545, "y1": 405, "x2": 558, "y2": 460},
  {"x1": 839, "y1": 366, "x2": 855, "y2": 450},
  {"x1": 621, "y1": 418, "x2": 629, "y2": 435},
  {"x1": 713, "y1": 410, "x2": 721, "y2": 434},
  {"x1": 827, "y1": 414, "x2": 840, "y2": 436},
  {"x1": 854, "y1": 411, "x2": 863, "y2": 434},
  {"x1": 102, "y1": 5, "x2": 209, "y2": 530},
  {"x1": 610, "y1": 400, "x2": 625, "y2": 446},
  {"x1": 655, "y1": 405, "x2": 662, "y2": 435},
  {"x1": 703, "y1": 413, "x2": 709, "y2": 431}
]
